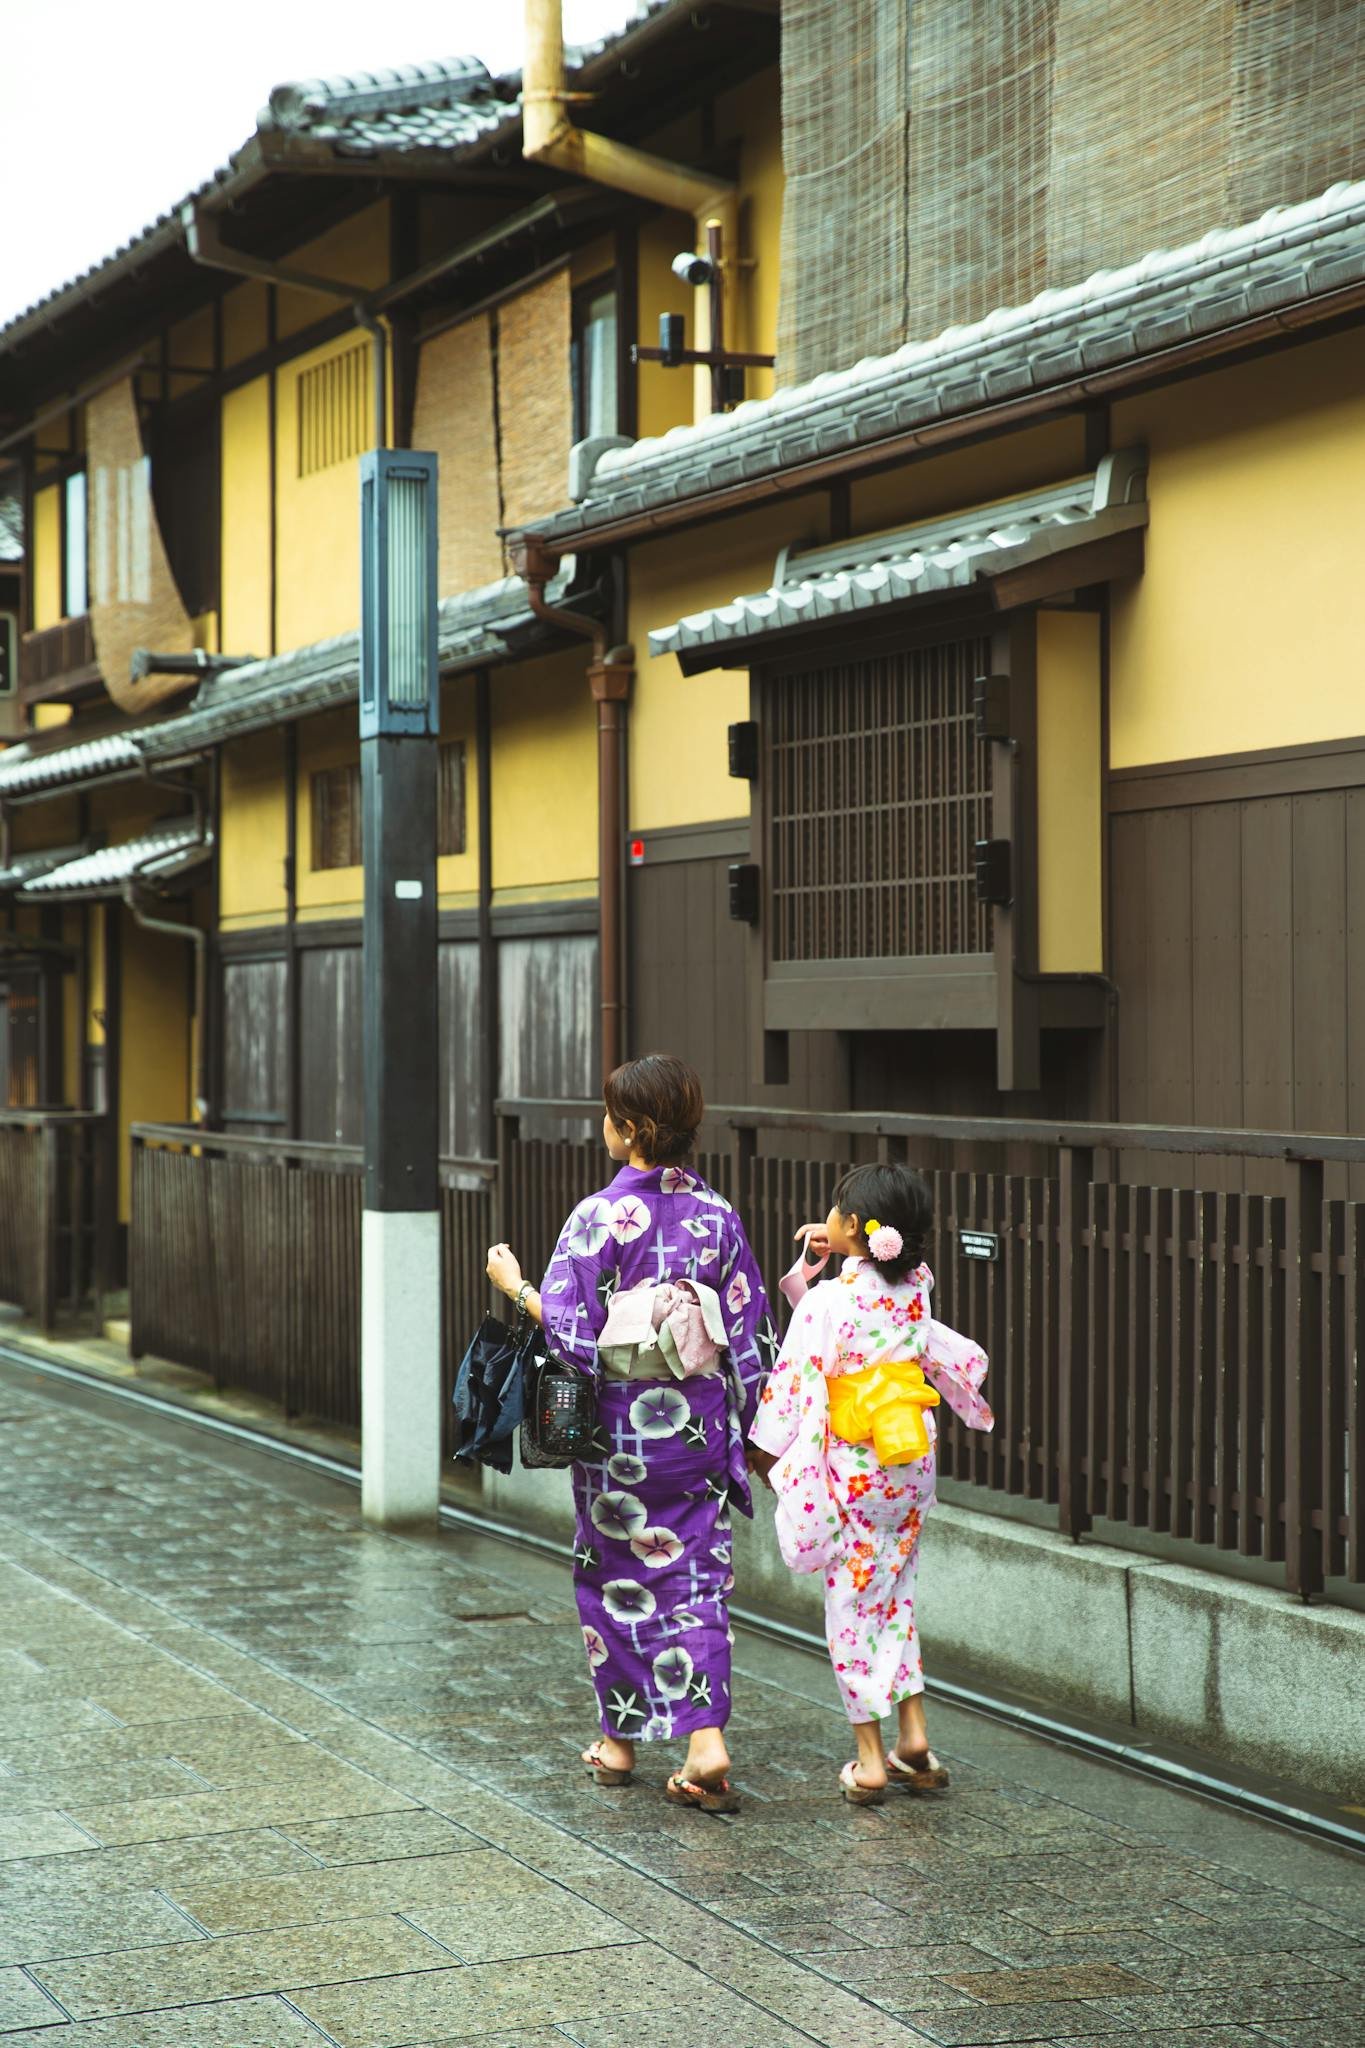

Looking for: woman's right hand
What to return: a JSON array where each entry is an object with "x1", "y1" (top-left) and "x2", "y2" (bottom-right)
[
  {"x1": 486, "y1": 1243, "x2": 524, "y2": 1301},
  {"x1": 794, "y1": 1222, "x2": 830, "y2": 1261}
]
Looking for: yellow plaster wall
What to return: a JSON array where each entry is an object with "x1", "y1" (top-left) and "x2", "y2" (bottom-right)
[
  {"x1": 276, "y1": 204, "x2": 391, "y2": 338},
  {"x1": 637, "y1": 209, "x2": 699, "y2": 444},
  {"x1": 716, "y1": 70, "x2": 782, "y2": 404},
  {"x1": 1036, "y1": 610, "x2": 1103, "y2": 974},
  {"x1": 32, "y1": 486, "x2": 62, "y2": 629},
  {"x1": 219, "y1": 730, "x2": 287, "y2": 929},
  {"x1": 1110, "y1": 330, "x2": 1365, "y2": 767},
  {"x1": 490, "y1": 650, "x2": 597, "y2": 894},
  {"x1": 274, "y1": 330, "x2": 370, "y2": 651},
  {"x1": 627, "y1": 493, "x2": 830, "y2": 831},
  {"x1": 119, "y1": 914, "x2": 192, "y2": 1216},
  {"x1": 850, "y1": 418, "x2": 1087, "y2": 536},
  {"x1": 291, "y1": 679, "x2": 482, "y2": 917},
  {"x1": 220, "y1": 374, "x2": 273, "y2": 657}
]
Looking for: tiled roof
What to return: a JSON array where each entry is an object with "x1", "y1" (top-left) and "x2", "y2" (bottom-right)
[
  {"x1": 0, "y1": 733, "x2": 145, "y2": 800},
  {"x1": 532, "y1": 178, "x2": 1365, "y2": 547},
  {"x1": 258, "y1": 56, "x2": 512, "y2": 160},
  {"x1": 0, "y1": 5, "x2": 671, "y2": 350},
  {"x1": 0, "y1": 566, "x2": 575, "y2": 799},
  {"x1": 140, "y1": 562, "x2": 575, "y2": 759},
  {"x1": 0, "y1": 844, "x2": 91, "y2": 892},
  {"x1": 0, "y1": 497, "x2": 22, "y2": 563},
  {"x1": 19, "y1": 824, "x2": 210, "y2": 900},
  {"x1": 649, "y1": 453, "x2": 1147, "y2": 663}
]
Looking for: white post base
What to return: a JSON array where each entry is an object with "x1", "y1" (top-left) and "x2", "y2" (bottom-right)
[{"x1": 361, "y1": 1208, "x2": 442, "y2": 1526}]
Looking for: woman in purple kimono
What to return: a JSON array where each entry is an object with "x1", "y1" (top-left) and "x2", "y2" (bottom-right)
[{"x1": 487, "y1": 1054, "x2": 775, "y2": 1814}]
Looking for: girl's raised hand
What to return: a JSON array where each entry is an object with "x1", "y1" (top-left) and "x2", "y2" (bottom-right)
[{"x1": 794, "y1": 1221, "x2": 831, "y2": 1260}]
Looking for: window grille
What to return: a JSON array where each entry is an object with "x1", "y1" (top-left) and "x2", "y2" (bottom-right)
[
  {"x1": 438, "y1": 740, "x2": 467, "y2": 857},
  {"x1": 297, "y1": 344, "x2": 372, "y2": 479},
  {"x1": 766, "y1": 638, "x2": 993, "y2": 963},
  {"x1": 311, "y1": 744, "x2": 466, "y2": 870},
  {"x1": 312, "y1": 763, "x2": 361, "y2": 871}
]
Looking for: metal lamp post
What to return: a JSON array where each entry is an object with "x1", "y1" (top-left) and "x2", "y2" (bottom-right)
[{"x1": 359, "y1": 448, "x2": 441, "y2": 1525}]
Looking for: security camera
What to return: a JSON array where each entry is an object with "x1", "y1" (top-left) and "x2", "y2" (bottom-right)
[{"x1": 671, "y1": 250, "x2": 716, "y2": 287}]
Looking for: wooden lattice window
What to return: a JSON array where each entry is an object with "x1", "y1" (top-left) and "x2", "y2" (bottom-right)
[
  {"x1": 311, "y1": 745, "x2": 466, "y2": 871},
  {"x1": 766, "y1": 638, "x2": 993, "y2": 961},
  {"x1": 297, "y1": 343, "x2": 372, "y2": 478},
  {"x1": 438, "y1": 740, "x2": 466, "y2": 857},
  {"x1": 312, "y1": 764, "x2": 361, "y2": 871}
]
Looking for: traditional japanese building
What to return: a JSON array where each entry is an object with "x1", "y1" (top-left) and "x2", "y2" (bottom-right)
[{"x1": 1, "y1": 1, "x2": 1363, "y2": 1609}]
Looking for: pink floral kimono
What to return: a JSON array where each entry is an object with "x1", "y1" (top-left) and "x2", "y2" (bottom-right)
[{"x1": 750, "y1": 1253, "x2": 992, "y2": 1724}]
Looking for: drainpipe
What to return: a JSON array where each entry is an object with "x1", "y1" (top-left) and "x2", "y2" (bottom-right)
[
  {"x1": 180, "y1": 205, "x2": 387, "y2": 445},
  {"x1": 512, "y1": 535, "x2": 633, "y2": 1080},
  {"x1": 522, "y1": 0, "x2": 737, "y2": 302}
]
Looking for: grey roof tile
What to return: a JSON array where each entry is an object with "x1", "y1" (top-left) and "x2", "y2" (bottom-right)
[
  {"x1": 18, "y1": 824, "x2": 210, "y2": 900},
  {"x1": 0, "y1": 4, "x2": 670, "y2": 348},
  {"x1": 0, "y1": 843, "x2": 90, "y2": 892},
  {"x1": 647, "y1": 461, "x2": 1146, "y2": 663},
  {"x1": 0, "y1": 733, "x2": 145, "y2": 800},
  {"x1": 531, "y1": 178, "x2": 1365, "y2": 548}
]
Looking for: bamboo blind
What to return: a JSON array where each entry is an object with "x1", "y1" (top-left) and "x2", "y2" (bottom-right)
[
  {"x1": 496, "y1": 268, "x2": 573, "y2": 535},
  {"x1": 86, "y1": 376, "x2": 195, "y2": 711},
  {"x1": 778, "y1": 0, "x2": 1365, "y2": 385},
  {"x1": 411, "y1": 315, "x2": 504, "y2": 595}
]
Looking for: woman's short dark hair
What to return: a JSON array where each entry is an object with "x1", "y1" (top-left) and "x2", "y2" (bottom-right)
[
  {"x1": 832, "y1": 1162, "x2": 933, "y2": 1282},
  {"x1": 604, "y1": 1054, "x2": 704, "y2": 1166}
]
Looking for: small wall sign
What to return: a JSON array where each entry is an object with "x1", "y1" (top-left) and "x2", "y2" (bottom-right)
[{"x1": 959, "y1": 1229, "x2": 1000, "y2": 1262}]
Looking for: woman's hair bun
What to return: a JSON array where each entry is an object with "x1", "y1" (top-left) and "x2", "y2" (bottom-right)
[{"x1": 603, "y1": 1053, "x2": 704, "y2": 1166}]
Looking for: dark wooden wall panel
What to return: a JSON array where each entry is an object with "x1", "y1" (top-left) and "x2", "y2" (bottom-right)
[
  {"x1": 437, "y1": 940, "x2": 481, "y2": 1160},
  {"x1": 1112, "y1": 775, "x2": 1365, "y2": 1195},
  {"x1": 498, "y1": 935, "x2": 597, "y2": 1136},
  {"x1": 222, "y1": 957, "x2": 287, "y2": 1133},
  {"x1": 630, "y1": 856, "x2": 750, "y2": 1105},
  {"x1": 299, "y1": 947, "x2": 363, "y2": 1146}
]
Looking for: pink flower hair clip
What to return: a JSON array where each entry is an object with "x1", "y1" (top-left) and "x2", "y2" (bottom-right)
[{"x1": 865, "y1": 1219, "x2": 903, "y2": 1262}]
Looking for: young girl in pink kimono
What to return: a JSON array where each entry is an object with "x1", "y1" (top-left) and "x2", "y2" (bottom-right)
[{"x1": 749, "y1": 1163, "x2": 992, "y2": 1804}]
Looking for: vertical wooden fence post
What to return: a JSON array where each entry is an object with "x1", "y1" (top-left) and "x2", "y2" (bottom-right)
[
  {"x1": 729, "y1": 1118, "x2": 757, "y2": 1219},
  {"x1": 1286, "y1": 1155, "x2": 1325, "y2": 1600},
  {"x1": 38, "y1": 1121, "x2": 60, "y2": 1335},
  {"x1": 1057, "y1": 1142, "x2": 1094, "y2": 1540}
]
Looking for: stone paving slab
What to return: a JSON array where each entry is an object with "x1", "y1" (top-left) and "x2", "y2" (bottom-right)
[
  {"x1": 29, "y1": 1914, "x2": 452, "y2": 2020},
  {"x1": 0, "y1": 1367, "x2": 1361, "y2": 2048},
  {"x1": 0, "y1": 1995, "x2": 342, "y2": 2045}
]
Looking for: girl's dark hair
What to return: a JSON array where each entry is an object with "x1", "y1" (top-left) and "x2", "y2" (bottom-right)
[
  {"x1": 832, "y1": 1162, "x2": 933, "y2": 1282},
  {"x1": 604, "y1": 1053, "x2": 704, "y2": 1166}
]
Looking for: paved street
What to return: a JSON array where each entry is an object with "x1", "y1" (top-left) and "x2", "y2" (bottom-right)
[{"x1": 0, "y1": 1361, "x2": 1361, "y2": 2048}]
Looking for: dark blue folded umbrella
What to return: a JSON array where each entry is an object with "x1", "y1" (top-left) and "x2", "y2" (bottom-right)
[{"x1": 452, "y1": 1315, "x2": 528, "y2": 1474}]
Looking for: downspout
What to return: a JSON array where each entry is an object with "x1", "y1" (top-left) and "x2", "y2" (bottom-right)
[
  {"x1": 512, "y1": 536, "x2": 633, "y2": 1081},
  {"x1": 522, "y1": 0, "x2": 737, "y2": 288},
  {"x1": 180, "y1": 206, "x2": 388, "y2": 446}
]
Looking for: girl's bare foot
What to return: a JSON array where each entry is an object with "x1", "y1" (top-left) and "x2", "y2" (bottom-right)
[
  {"x1": 851, "y1": 1717, "x2": 888, "y2": 1792},
  {"x1": 893, "y1": 1693, "x2": 929, "y2": 1762}
]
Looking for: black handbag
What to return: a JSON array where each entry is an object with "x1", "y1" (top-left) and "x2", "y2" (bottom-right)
[
  {"x1": 451, "y1": 1315, "x2": 526, "y2": 1475},
  {"x1": 519, "y1": 1325, "x2": 599, "y2": 1469}
]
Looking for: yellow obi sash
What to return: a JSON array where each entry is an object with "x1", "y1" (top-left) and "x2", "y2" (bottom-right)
[{"x1": 827, "y1": 1360, "x2": 940, "y2": 1465}]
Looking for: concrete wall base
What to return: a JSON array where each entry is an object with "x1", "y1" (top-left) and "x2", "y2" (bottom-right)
[{"x1": 482, "y1": 1461, "x2": 1365, "y2": 1799}]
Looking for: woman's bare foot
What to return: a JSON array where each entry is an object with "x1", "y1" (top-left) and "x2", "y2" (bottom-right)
[
  {"x1": 681, "y1": 1725, "x2": 731, "y2": 1787},
  {"x1": 584, "y1": 1734, "x2": 635, "y2": 1774}
]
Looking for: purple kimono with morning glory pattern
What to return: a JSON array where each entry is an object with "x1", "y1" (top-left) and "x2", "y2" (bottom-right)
[{"x1": 540, "y1": 1161, "x2": 775, "y2": 1741}]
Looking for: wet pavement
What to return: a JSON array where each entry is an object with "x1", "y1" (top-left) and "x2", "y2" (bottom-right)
[{"x1": 0, "y1": 1360, "x2": 1361, "y2": 2048}]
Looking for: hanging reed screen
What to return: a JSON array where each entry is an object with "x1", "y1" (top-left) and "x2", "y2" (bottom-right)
[{"x1": 766, "y1": 639, "x2": 993, "y2": 962}]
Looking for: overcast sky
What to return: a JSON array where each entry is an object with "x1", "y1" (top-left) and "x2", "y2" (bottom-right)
[{"x1": 0, "y1": 0, "x2": 638, "y2": 328}]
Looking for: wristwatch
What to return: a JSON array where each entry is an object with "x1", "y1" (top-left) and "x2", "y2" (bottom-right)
[{"x1": 515, "y1": 1281, "x2": 532, "y2": 1318}]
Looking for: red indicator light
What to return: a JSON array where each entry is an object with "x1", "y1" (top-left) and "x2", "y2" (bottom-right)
[{"x1": 628, "y1": 839, "x2": 645, "y2": 866}]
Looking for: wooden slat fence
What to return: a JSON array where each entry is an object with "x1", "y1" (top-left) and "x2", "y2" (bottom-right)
[
  {"x1": 501, "y1": 1100, "x2": 1365, "y2": 1598},
  {"x1": 131, "y1": 1127, "x2": 494, "y2": 1452},
  {"x1": 0, "y1": 1111, "x2": 108, "y2": 1332}
]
